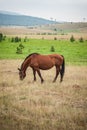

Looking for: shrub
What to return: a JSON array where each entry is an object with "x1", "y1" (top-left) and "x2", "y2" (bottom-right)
[
  {"x1": 54, "y1": 28, "x2": 57, "y2": 31},
  {"x1": 11, "y1": 37, "x2": 21, "y2": 42},
  {"x1": 50, "y1": 46, "x2": 55, "y2": 52},
  {"x1": 3, "y1": 35, "x2": 6, "y2": 40},
  {"x1": 11, "y1": 37, "x2": 14, "y2": 42},
  {"x1": 24, "y1": 36, "x2": 28, "y2": 42},
  {"x1": 19, "y1": 43, "x2": 24, "y2": 49},
  {"x1": 54, "y1": 37, "x2": 57, "y2": 40},
  {"x1": 16, "y1": 44, "x2": 24, "y2": 54},
  {"x1": 70, "y1": 35, "x2": 75, "y2": 42},
  {"x1": 0, "y1": 33, "x2": 6, "y2": 42},
  {"x1": 79, "y1": 37, "x2": 84, "y2": 42},
  {"x1": 0, "y1": 33, "x2": 3, "y2": 42},
  {"x1": 15, "y1": 37, "x2": 21, "y2": 42},
  {"x1": 16, "y1": 47, "x2": 22, "y2": 54},
  {"x1": 48, "y1": 33, "x2": 52, "y2": 35}
]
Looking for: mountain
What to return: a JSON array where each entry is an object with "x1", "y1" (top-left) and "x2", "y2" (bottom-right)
[
  {"x1": 0, "y1": 10, "x2": 21, "y2": 15},
  {"x1": 0, "y1": 11, "x2": 55, "y2": 26}
]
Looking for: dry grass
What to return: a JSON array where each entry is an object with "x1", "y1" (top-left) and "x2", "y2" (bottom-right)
[
  {"x1": 0, "y1": 60, "x2": 87, "y2": 130},
  {"x1": 0, "y1": 22, "x2": 87, "y2": 40}
]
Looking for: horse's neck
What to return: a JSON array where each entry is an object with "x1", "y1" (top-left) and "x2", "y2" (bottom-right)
[{"x1": 21, "y1": 58, "x2": 30, "y2": 73}]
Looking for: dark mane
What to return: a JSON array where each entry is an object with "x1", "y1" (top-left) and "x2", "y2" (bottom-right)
[
  {"x1": 21, "y1": 53, "x2": 39, "y2": 69},
  {"x1": 24, "y1": 53, "x2": 40, "y2": 61}
]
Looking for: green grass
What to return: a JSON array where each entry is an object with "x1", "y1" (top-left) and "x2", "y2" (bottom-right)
[{"x1": 0, "y1": 38, "x2": 87, "y2": 65}]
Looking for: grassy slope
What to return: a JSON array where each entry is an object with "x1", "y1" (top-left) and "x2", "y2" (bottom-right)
[{"x1": 0, "y1": 38, "x2": 87, "y2": 65}]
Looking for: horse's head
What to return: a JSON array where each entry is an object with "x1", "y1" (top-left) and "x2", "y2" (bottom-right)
[{"x1": 18, "y1": 68, "x2": 26, "y2": 80}]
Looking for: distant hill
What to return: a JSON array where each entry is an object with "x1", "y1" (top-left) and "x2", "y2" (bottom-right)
[{"x1": 0, "y1": 11, "x2": 55, "y2": 26}]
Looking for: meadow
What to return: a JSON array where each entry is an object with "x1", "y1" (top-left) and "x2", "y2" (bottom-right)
[
  {"x1": 0, "y1": 32, "x2": 87, "y2": 130},
  {"x1": 0, "y1": 38, "x2": 87, "y2": 65},
  {"x1": 0, "y1": 60, "x2": 87, "y2": 130}
]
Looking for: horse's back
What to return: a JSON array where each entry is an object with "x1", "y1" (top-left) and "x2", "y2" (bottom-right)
[
  {"x1": 49, "y1": 54, "x2": 64, "y2": 65},
  {"x1": 30, "y1": 54, "x2": 55, "y2": 70},
  {"x1": 30, "y1": 54, "x2": 64, "y2": 70},
  {"x1": 49, "y1": 54, "x2": 63, "y2": 59},
  {"x1": 38, "y1": 55, "x2": 56, "y2": 70}
]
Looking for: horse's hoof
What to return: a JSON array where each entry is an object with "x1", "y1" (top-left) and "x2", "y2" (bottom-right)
[
  {"x1": 41, "y1": 80, "x2": 44, "y2": 83},
  {"x1": 60, "y1": 80, "x2": 63, "y2": 83},
  {"x1": 53, "y1": 80, "x2": 56, "y2": 83},
  {"x1": 33, "y1": 80, "x2": 36, "y2": 82}
]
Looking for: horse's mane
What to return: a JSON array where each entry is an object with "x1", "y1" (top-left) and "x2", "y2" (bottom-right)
[
  {"x1": 24, "y1": 53, "x2": 39, "y2": 61},
  {"x1": 21, "y1": 53, "x2": 39, "y2": 69}
]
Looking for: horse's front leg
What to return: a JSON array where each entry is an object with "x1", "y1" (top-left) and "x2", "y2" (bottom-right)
[
  {"x1": 36, "y1": 69, "x2": 44, "y2": 83},
  {"x1": 53, "y1": 65, "x2": 60, "y2": 82},
  {"x1": 32, "y1": 68, "x2": 36, "y2": 82}
]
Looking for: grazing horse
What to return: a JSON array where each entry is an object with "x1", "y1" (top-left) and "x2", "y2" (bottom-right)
[{"x1": 18, "y1": 53, "x2": 65, "y2": 83}]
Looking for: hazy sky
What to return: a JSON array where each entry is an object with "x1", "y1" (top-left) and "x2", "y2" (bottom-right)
[{"x1": 0, "y1": 0, "x2": 87, "y2": 22}]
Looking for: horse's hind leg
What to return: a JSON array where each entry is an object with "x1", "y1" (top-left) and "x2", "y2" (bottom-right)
[
  {"x1": 53, "y1": 66, "x2": 60, "y2": 82},
  {"x1": 60, "y1": 68, "x2": 64, "y2": 82},
  {"x1": 36, "y1": 69, "x2": 44, "y2": 83},
  {"x1": 60, "y1": 69, "x2": 63, "y2": 82}
]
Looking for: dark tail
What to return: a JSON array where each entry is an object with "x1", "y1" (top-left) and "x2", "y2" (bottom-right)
[{"x1": 60, "y1": 55, "x2": 65, "y2": 82}]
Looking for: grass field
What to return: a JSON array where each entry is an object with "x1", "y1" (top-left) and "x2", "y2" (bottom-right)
[
  {"x1": 0, "y1": 60, "x2": 87, "y2": 130},
  {"x1": 0, "y1": 24, "x2": 87, "y2": 130},
  {"x1": 0, "y1": 38, "x2": 87, "y2": 65}
]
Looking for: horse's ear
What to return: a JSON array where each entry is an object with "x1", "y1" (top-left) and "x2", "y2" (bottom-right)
[{"x1": 18, "y1": 68, "x2": 21, "y2": 71}]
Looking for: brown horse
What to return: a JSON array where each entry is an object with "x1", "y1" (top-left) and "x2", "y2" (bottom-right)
[{"x1": 18, "y1": 53, "x2": 65, "y2": 83}]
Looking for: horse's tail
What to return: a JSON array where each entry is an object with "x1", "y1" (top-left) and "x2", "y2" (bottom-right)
[{"x1": 60, "y1": 55, "x2": 65, "y2": 81}]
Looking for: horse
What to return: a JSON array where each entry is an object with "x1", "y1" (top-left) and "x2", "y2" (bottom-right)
[{"x1": 18, "y1": 53, "x2": 65, "y2": 83}]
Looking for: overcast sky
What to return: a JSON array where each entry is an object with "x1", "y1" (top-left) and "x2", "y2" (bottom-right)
[{"x1": 0, "y1": 0, "x2": 87, "y2": 22}]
